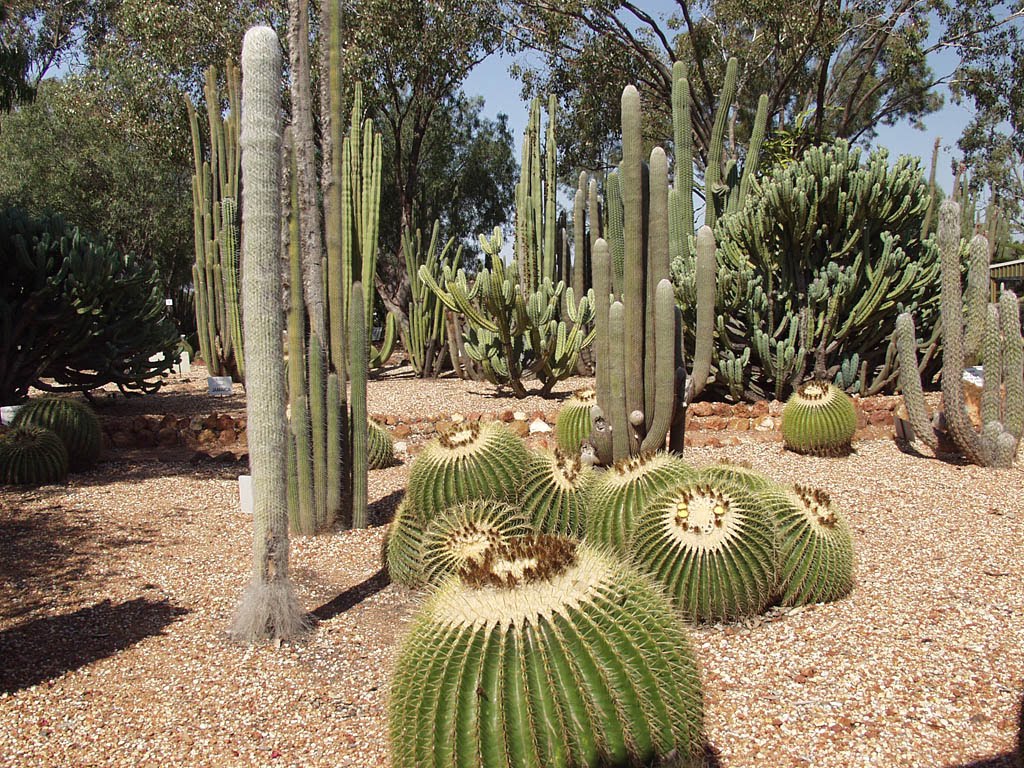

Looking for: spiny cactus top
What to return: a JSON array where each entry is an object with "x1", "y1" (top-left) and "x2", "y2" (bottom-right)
[
  {"x1": 420, "y1": 501, "x2": 533, "y2": 585},
  {"x1": 389, "y1": 535, "x2": 706, "y2": 768},
  {"x1": 781, "y1": 378, "x2": 858, "y2": 456},
  {"x1": 405, "y1": 421, "x2": 528, "y2": 518},
  {"x1": 631, "y1": 476, "x2": 777, "y2": 622},
  {"x1": 518, "y1": 446, "x2": 594, "y2": 537}
]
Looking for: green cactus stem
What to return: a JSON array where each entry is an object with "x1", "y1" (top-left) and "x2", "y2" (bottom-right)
[
  {"x1": 367, "y1": 419, "x2": 395, "y2": 470},
  {"x1": 383, "y1": 498, "x2": 424, "y2": 587},
  {"x1": 389, "y1": 535, "x2": 706, "y2": 768},
  {"x1": 554, "y1": 387, "x2": 596, "y2": 454},
  {"x1": 350, "y1": 281, "x2": 369, "y2": 528},
  {"x1": 0, "y1": 425, "x2": 69, "y2": 485}
]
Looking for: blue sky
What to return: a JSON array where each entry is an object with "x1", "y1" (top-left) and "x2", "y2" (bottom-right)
[{"x1": 462, "y1": 8, "x2": 973, "y2": 201}]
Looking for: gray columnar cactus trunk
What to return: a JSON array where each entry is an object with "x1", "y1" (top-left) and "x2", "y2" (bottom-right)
[
  {"x1": 895, "y1": 199, "x2": 1023, "y2": 468},
  {"x1": 229, "y1": 26, "x2": 307, "y2": 643}
]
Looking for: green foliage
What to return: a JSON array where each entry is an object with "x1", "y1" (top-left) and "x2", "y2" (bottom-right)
[
  {"x1": 0, "y1": 79, "x2": 193, "y2": 312},
  {"x1": 517, "y1": 447, "x2": 594, "y2": 537},
  {"x1": 12, "y1": 397, "x2": 102, "y2": 470},
  {"x1": 405, "y1": 421, "x2": 528, "y2": 518},
  {"x1": 632, "y1": 474, "x2": 777, "y2": 623},
  {"x1": 706, "y1": 141, "x2": 942, "y2": 400},
  {"x1": 0, "y1": 207, "x2": 179, "y2": 404},
  {"x1": 781, "y1": 379, "x2": 858, "y2": 457},
  {"x1": 0, "y1": 5, "x2": 34, "y2": 111},
  {"x1": 0, "y1": 425, "x2": 69, "y2": 485},
  {"x1": 760, "y1": 484, "x2": 855, "y2": 607},
  {"x1": 896, "y1": 200, "x2": 1023, "y2": 467},
  {"x1": 389, "y1": 535, "x2": 706, "y2": 768}
]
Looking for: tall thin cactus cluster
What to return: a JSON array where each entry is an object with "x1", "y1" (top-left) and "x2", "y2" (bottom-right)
[
  {"x1": 895, "y1": 200, "x2": 1023, "y2": 468},
  {"x1": 187, "y1": 63, "x2": 244, "y2": 380},
  {"x1": 421, "y1": 96, "x2": 595, "y2": 398},
  {"x1": 587, "y1": 82, "x2": 716, "y2": 464},
  {"x1": 403, "y1": 221, "x2": 463, "y2": 378},
  {"x1": 284, "y1": 13, "x2": 375, "y2": 533}
]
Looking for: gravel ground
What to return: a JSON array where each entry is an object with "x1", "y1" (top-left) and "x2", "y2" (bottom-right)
[{"x1": 1, "y1": 367, "x2": 1022, "y2": 767}]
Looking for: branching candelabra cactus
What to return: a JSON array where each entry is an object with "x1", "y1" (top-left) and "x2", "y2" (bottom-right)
[
  {"x1": 895, "y1": 200, "x2": 1023, "y2": 468},
  {"x1": 421, "y1": 97, "x2": 595, "y2": 398},
  {"x1": 589, "y1": 84, "x2": 715, "y2": 464},
  {"x1": 187, "y1": 63, "x2": 244, "y2": 380}
]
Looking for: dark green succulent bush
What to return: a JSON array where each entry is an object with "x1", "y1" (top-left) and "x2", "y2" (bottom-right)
[{"x1": 0, "y1": 207, "x2": 179, "y2": 403}]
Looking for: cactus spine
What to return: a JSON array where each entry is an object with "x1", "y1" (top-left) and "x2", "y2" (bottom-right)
[
  {"x1": 590, "y1": 84, "x2": 715, "y2": 463},
  {"x1": 187, "y1": 63, "x2": 244, "y2": 380},
  {"x1": 230, "y1": 26, "x2": 306, "y2": 643},
  {"x1": 896, "y1": 199, "x2": 1023, "y2": 467}
]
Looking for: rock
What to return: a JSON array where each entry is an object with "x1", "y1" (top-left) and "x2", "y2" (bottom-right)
[
  {"x1": 509, "y1": 420, "x2": 530, "y2": 437},
  {"x1": 513, "y1": 410, "x2": 528, "y2": 421},
  {"x1": 392, "y1": 423, "x2": 412, "y2": 439},
  {"x1": 394, "y1": 440, "x2": 408, "y2": 454},
  {"x1": 727, "y1": 417, "x2": 750, "y2": 432},
  {"x1": 754, "y1": 417, "x2": 775, "y2": 431},
  {"x1": 156, "y1": 427, "x2": 178, "y2": 446},
  {"x1": 110, "y1": 430, "x2": 134, "y2": 449},
  {"x1": 197, "y1": 429, "x2": 218, "y2": 447},
  {"x1": 529, "y1": 419, "x2": 552, "y2": 434}
]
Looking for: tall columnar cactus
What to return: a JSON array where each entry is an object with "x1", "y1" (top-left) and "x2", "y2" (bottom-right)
[
  {"x1": 403, "y1": 221, "x2": 462, "y2": 377},
  {"x1": 187, "y1": 62, "x2": 244, "y2": 380},
  {"x1": 421, "y1": 97, "x2": 595, "y2": 398},
  {"x1": 230, "y1": 26, "x2": 306, "y2": 643},
  {"x1": 389, "y1": 536, "x2": 706, "y2": 768},
  {"x1": 589, "y1": 85, "x2": 716, "y2": 463},
  {"x1": 895, "y1": 200, "x2": 1023, "y2": 468}
]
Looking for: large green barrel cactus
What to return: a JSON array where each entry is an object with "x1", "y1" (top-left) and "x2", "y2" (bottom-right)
[
  {"x1": 631, "y1": 477, "x2": 777, "y2": 623},
  {"x1": 554, "y1": 387, "x2": 596, "y2": 454},
  {"x1": 585, "y1": 451, "x2": 694, "y2": 553},
  {"x1": 421, "y1": 501, "x2": 533, "y2": 585},
  {"x1": 406, "y1": 421, "x2": 528, "y2": 517},
  {"x1": 389, "y1": 535, "x2": 706, "y2": 768},
  {"x1": 781, "y1": 378, "x2": 858, "y2": 456},
  {"x1": 518, "y1": 447, "x2": 594, "y2": 537},
  {"x1": 12, "y1": 396, "x2": 101, "y2": 470},
  {"x1": 760, "y1": 484, "x2": 855, "y2": 606},
  {"x1": 384, "y1": 498, "x2": 425, "y2": 587},
  {"x1": 0, "y1": 425, "x2": 69, "y2": 485}
]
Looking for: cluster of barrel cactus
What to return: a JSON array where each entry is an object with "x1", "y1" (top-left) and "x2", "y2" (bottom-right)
[
  {"x1": 386, "y1": 411, "x2": 856, "y2": 766},
  {"x1": 895, "y1": 199, "x2": 1023, "y2": 468},
  {"x1": 0, "y1": 396, "x2": 105, "y2": 484}
]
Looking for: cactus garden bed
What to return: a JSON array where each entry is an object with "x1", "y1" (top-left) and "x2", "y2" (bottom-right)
[{"x1": 1, "y1": 366, "x2": 1022, "y2": 767}]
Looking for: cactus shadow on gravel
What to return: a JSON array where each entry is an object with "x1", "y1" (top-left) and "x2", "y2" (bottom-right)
[{"x1": 0, "y1": 597, "x2": 188, "y2": 694}]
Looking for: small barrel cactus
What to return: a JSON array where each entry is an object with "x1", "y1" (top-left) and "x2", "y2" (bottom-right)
[
  {"x1": 406, "y1": 421, "x2": 528, "y2": 517},
  {"x1": 383, "y1": 498, "x2": 424, "y2": 587},
  {"x1": 631, "y1": 476, "x2": 777, "y2": 622},
  {"x1": 554, "y1": 387, "x2": 596, "y2": 454},
  {"x1": 781, "y1": 378, "x2": 858, "y2": 456},
  {"x1": 421, "y1": 501, "x2": 533, "y2": 584},
  {"x1": 760, "y1": 484, "x2": 855, "y2": 606},
  {"x1": 585, "y1": 451, "x2": 694, "y2": 553},
  {"x1": 367, "y1": 419, "x2": 395, "y2": 470},
  {"x1": 12, "y1": 396, "x2": 102, "y2": 470},
  {"x1": 389, "y1": 535, "x2": 706, "y2": 768},
  {"x1": 518, "y1": 447, "x2": 594, "y2": 537},
  {"x1": 698, "y1": 462, "x2": 776, "y2": 493},
  {"x1": 0, "y1": 425, "x2": 70, "y2": 485}
]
